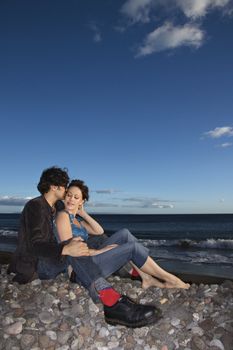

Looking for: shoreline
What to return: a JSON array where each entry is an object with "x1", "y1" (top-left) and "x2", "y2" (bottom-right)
[{"x1": 1, "y1": 250, "x2": 232, "y2": 286}]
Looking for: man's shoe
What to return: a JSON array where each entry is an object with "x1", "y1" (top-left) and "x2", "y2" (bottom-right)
[{"x1": 104, "y1": 295, "x2": 162, "y2": 328}]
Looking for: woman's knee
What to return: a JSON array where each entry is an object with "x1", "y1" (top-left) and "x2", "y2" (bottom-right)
[
  {"x1": 134, "y1": 242, "x2": 149, "y2": 256},
  {"x1": 117, "y1": 228, "x2": 135, "y2": 242}
]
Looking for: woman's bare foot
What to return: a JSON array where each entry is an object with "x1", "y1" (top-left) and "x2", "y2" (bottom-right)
[
  {"x1": 142, "y1": 275, "x2": 166, "y2": 289},
  {"x1": 164, "y1": 277, "x2": 190, "y2": 289}
]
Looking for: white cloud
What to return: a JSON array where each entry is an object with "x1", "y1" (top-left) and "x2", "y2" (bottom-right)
[
  {"x1": 120, "y1": 0, "x2": 232, "y2": 23},
  {"x1": 86, "y1": 195, "x2": 176, "y2": 210},
  {"x1": 119, "y1": 0, "x2": 232, "y2": 57},
  {"x1": 122, "y1": 196, "x2": 174, "y2": 203},
  {"x1": 92, "y1": 189, "x2": 120, "y2": 194},
  {"x1": 218, "y1": 142, "x2": 233, "y2": 148},
  {"x1": 136, "y1": 22, "x2": 204, "y2": 57},
  {"x1": 87, "y1": 201, "x2": 119, "y2": 208},
  {"x1": 0, "y1": 196, "x2": 31, "y2": 206},
  {"x1": 204, "y1": 126, "x2": 233, "y2": 138},
  {"x1": 122, "y1": 196, "x2": 175, "y2": 208},
  {"x1": 120, "y1": 0, "x2": 154, "y2": 24},
  {"x1": 88, "y1": 22, "x2": 102, "y2": 43},
  {"x1": 152, "y1": 203, "x2": 175, "y2": 208},
  {"x1": 175, "y1": 0, "x2": 231, "y2": 19}
]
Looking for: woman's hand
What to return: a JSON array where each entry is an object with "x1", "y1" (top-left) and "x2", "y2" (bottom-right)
[
  {"x1": 75, "y1": 205, "x2": 104, "y2": 235},
  {"x1": 76, "y1": 204, "x2": 86, "y2": 218},
  {"x1": 89, "y1": 244, "x2": 118, "y2": 256}
]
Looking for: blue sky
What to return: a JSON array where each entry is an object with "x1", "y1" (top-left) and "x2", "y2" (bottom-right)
[{"x1": 0, "y1": 0, "x2": 233, "y2": 214}]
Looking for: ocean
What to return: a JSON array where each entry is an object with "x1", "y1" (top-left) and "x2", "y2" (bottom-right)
[{"x1": 1, "y1": 213, "x2": 233, "y2": 280}]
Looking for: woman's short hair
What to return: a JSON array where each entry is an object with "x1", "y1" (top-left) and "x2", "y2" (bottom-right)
[
  {"x1": 68, "y1": 179, "x2": 89, "y2": 201},
  {"x1": 37, "y1": 166, "x2": 69, "y2": 194}
]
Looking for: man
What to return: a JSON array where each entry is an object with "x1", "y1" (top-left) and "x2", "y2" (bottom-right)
[{"x1": 8, "y1": 166, "x2": 161, "y2": 328}]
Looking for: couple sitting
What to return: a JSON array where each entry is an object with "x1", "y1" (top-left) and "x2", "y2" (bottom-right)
[{"x1": 8, "y1": 166, "x2": 189, "y2": 328}]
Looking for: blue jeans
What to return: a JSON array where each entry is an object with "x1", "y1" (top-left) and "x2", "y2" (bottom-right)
[
  {"x1": 37, "y1": 229, "x2": 149, "y2": 301},
  {"x1": 90, "y1": 228, "x2": 149, "y2": 278},
  {"x1": 37, "y1": 255, "x2": 104, "y2": 285}
]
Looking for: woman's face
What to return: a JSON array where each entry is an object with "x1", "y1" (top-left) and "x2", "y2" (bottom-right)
[{"x1": 64, "y1": 186, "x2": 84, "y2": 213}]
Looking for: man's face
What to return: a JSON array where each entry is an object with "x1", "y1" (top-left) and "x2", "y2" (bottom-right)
[{"x1": 56, "y1": 186, "x2": 66, "y2": 200}]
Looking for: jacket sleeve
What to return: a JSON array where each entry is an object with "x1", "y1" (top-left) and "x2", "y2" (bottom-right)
[{"x1": 26, "y1": 200, "x2": 64, "y2": 258}]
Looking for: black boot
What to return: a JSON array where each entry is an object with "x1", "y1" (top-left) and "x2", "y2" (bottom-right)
[{"x1": 104, "y1": 295, "x2": 162, "y2": 328}]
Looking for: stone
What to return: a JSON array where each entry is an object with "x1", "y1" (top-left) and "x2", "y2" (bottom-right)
[
  {"x1": 79, "y1": 325, "x2": 92, "y2": 337},
  {"x1": 39, "y1": 311, "x2": 55, "y2": 324},
  {"x1": 199, "y1": 318, "x2": 216, "y2": 331},
  {"x1": 191, "y1": 327, "x2": 204, "y2": 336},
  {"x1": 46, "y1": 330, "x2": 57, "y2": 340},
  {"x1": 44, "y1": 293, "x2": 56, "y2": 308},
  {"x1": 107, "y1": 341, "x2": 120, "y2": 349},
  {"x1": 99, "y1": 327, "x2": 110, "y2": 338},
  {"x1": 69, "y1": 291, "x2": 76, "y2": 300},
  {"x1": 190, "y1": 336, "x2": 207, "y2": 350},
  {"x1": 221, "y1": 332, "x2": 233, "y2": 350},
  {"x1": 160, "y1": 298, "x2": 168, "y2": 304},
  {"x1": 71, "y1": 335, "x2": 84, "y2": 350},
  {"x1": 38, "y1": 335, "x2": 50, "y2": 348},
  {"x1": 20, "y1": 334, "x2": 35, "y2": 348},
  {"x1": 209, "y1": 339, "x2": 225, "y2": 350},
  {"x1": 57, "y1": 331, "x2": 73, "y2": 345},
  {"x1": 171, "y1": 318, "x2": 180, "y2": 327},
  {"x1": 30, "y1": 279, "x2": 41, "y2": 287},
  {"x1": 5, "y1": 321, "x2": 23, "y2": 335}
]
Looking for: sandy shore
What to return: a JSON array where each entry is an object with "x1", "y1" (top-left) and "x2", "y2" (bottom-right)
[{"x1": 0, "y1": 264, "x2": 233, "y2": 350}]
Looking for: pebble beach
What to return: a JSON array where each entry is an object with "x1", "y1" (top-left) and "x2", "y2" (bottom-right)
[{"x1": 0, "y1": 265, "x2": 233, "y2": 350}]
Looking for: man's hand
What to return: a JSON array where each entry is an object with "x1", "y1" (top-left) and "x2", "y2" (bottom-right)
[
  {"x1": 62, "y1": 237, "x2": 90, "y2": 257},
  {"x1": 89, "y1": 244, "x2": 118, "y2": 256}
]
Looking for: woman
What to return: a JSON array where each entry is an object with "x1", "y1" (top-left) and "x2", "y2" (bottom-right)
[{"x1": 55, "y1": 180, "x2": 190, "y2": 290}]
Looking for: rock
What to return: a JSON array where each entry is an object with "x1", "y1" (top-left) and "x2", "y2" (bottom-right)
[
  {"x1": 134, "y1": 327, "x2": 150, "y2": 337},
  {"x1": 99, "y1": 327, "x2": 110, "y2": 338},
  {"x1": 13, "y1": 308, "x2": 25, "y2": 317},
  {"x1": 79, "y1": 325, "x2": 92, "y2": 337},
  {"x1": 2, "y1": 316, "x2": 14, "y2": 326},
  {"x1": 44, "y1": 293, "x2": 56, "y2": 308},
  {"x1": 209, "y1": 339, "x2": 225, "y2": 350},
  {"x1": 46, "y1": 330, "x2": 57, "y2": 340},
  {"x1": 38, "y1": 335, "x2": 50, "y2": 348},
  {"x1": 30, "y1": 279, "x2": 41, "y2": 287},
  {"x1": 59, "y1": 322, "x2": 70, "y2": 331},
  {"x1": 70, "y1": 335, "x2": 84, "y2": 349},
  {"x1": 3, "y1": 337, "x2": 20, "y2": 350},
  {"x1": 56, "y1": 346, "x2": 70, "y2": 350},
  {"x1": 5, "y1": 321, "x2": 23, "y2": 335},
  {"x1": 160, "y1": 298, "x2": 168, "y2": 304},
  {"x1": 107, "y1": 341, "x2": 120, "y2": 348},
  {"x1": 192, "y1": 313, "x2": 200, "y2": 322},
  {"x1": 38, "y1": 311, "x2": 55, "y2": 324},
  {"x1": 57, "y1": 331, "x2": 73, "y2": 345},
  {"x1": 20, "y1": 334, "x2": 35, "y2": 348},
  {"x1": 171, "y1": 318, "x2": 180, "y2": 327},
  {"x1": 191, "y1": 326, "x2": 204, "y2": 336},
  {"x1": 190, "y1": 335, "x2": 207, "y2": 350},
  {"x1": 199, "y1": 318, "x2": 216, "y2": 331},
  {"x1": 69, "y1": 291, "x2": 76, "y2": 300}
]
